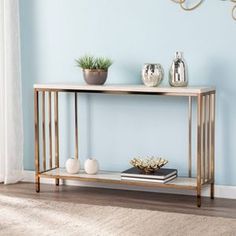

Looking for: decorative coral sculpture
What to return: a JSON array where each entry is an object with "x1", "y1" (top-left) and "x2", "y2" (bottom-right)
[{"x1": 130, "y1": 157, "x2": 168, "y2": 174}]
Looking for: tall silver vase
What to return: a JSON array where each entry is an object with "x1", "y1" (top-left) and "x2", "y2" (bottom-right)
[
  {"x1": 142, "y1": 64, "x2": 164, "y2": 87},
  {"x1": 169, "y1": 52, "x2": 188, "y2": 87}
]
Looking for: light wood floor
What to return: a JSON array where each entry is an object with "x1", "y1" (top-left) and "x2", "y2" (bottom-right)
[{"x1": 0, "y1": 182, "x2": 236, "y2": 219}]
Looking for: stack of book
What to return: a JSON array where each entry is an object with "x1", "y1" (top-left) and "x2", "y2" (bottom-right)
[{"x1": 121, "y1": 167, "x2": 177, "y2": 183}]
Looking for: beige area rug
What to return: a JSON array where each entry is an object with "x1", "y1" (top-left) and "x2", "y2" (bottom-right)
[{"x1": 0, "y1": 194, "x2": 236, "y2": 236}]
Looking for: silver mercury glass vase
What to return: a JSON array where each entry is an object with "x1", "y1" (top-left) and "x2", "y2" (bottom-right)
[
  {"x1": 169, "y1": 52, "x2": 188, "y2": 87},
  {"x1": 142, "y1": 64, "x2": 164, "y2": 87}
]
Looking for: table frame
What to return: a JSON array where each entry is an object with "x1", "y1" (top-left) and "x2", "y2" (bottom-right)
[{"x1": 34, "y1": 85, "x2": 216, "y2": 207}]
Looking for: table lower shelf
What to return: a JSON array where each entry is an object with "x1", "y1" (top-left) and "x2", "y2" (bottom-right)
[{"x1": 39, "y1": 168, "x2": 201, "y2": 190}]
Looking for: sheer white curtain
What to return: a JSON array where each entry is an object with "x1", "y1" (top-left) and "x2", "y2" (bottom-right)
[{"x1": 0, "y1": 0, "x2": 23, "y2": 184}]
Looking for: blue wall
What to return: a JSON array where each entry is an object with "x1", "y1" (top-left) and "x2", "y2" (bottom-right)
[{"x1": 19, "y1": 0, "x2": 236, "y2": 185}]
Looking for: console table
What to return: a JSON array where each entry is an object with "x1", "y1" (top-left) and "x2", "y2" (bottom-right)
[{"x1": 34, "y1": 84, "x2": 216, "y2": 207}]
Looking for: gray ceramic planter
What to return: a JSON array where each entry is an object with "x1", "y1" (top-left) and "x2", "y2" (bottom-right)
[{"x1": 83, "y1": 69, "x2": 108, "y2": 85}]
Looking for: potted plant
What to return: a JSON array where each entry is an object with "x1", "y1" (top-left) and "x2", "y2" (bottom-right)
[{"x1": 75, "y1": 55, "x2": 112, "y2": 85}]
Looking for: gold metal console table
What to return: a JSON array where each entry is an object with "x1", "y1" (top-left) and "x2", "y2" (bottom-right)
[{"x1": 34, "y1": 84, "x2": 216, "y2": 207}]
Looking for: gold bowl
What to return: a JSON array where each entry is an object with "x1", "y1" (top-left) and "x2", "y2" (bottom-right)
[{"x1": 130, "y1": 157, "x2": 168, "y2": 174}]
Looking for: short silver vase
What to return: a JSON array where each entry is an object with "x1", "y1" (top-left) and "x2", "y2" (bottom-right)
[
  {"x1": 169, "y1": 52, "x2": 188, "y2": 87},
  {"x1": 142, "y1": 64, "x2": 164, "y2": 87}
]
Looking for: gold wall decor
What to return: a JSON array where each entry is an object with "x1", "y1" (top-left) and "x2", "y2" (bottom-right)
[
  {"x1": 172, "y1": 0, "x2": 236, "y2": 21},
  {"x1": 231, "y1": 0, "x2": 236, "y2": 20},
  {"x1": 221, "y1": 0, "x2": 236, "y2": 21},
  {"x1": 171, "y1": 0, "x2": 204, "y2": 11}
]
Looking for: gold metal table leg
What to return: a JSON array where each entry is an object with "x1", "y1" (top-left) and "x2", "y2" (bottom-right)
[
  {"x1": 197, "y1": 95, "x2": 203, "y2": 207},
  {"x1": 54, "y1": 91, "x2": 60, "y2": 186},
  {"x1": 34, "y1": 89, "x2": 40, "y2": 192},
  {"x1": 210, "y1": 93, "x2": 216, "y2": 199}
]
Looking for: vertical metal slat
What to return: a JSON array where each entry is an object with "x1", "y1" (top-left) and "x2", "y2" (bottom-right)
[
  {"x1": 42, "y1": 91, "x2": 46, "y2": 171},
  {"x1": 75, "y1": 93, "x2": 78, "y2": 160},
  {"x1": 49, "y1": 92, "x2": 52, "y2": 169},
  {"x1": 210, "y1": 93, "x2": 216, "y2": 199},
  {"x1": 54, "y1": 91, "x2": 59, "y2": 185},
  {"x1": 202, "y1": 96, "x2": 206, "y2": 183},
  {"x1": 197, "y1": 95, "x2": 202, "y2": 207},
  {"x1": 188, "y1": 96, "x2": 192, "y2": 178},
  {"x1": 34, "y1": 90, "x2": 40, "y2": 192}
]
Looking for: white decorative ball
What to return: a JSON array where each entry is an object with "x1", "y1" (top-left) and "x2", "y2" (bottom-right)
[
  {"x1": 84, "y1": 158, "x2": 99, "y2": 175},
  {"x1": 65, "y1": 158, "x2": 80, "y2": 174}
]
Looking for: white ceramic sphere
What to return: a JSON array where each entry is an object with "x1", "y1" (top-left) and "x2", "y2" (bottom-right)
[
  {"x1": 84, "y1": 158, "x2": 99, "y2": 175},
  {"x1": 65, "y1": 158, "x2": 80, "y2": 174}
]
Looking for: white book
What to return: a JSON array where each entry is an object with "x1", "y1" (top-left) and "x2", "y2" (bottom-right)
[{"x1": 121, "y1": 174, "x2": 177, "y2": 184}]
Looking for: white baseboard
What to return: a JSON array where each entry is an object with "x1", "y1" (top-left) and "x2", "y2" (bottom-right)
[{"x1": 23, "y1": 170, "x2": 236, "y2": 199}]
